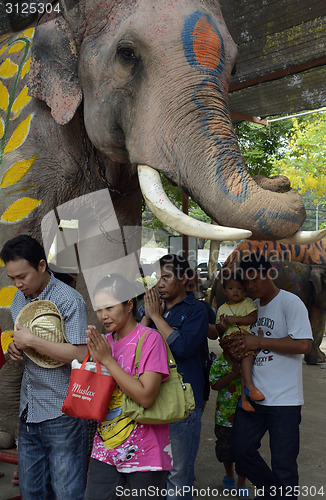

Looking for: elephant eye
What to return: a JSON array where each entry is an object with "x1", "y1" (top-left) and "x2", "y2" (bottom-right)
[{"x1": 117, "y1": 46, "x2": 137, "y2": 62}]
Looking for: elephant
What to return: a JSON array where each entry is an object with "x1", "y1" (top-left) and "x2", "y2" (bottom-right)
[
  {"x1": 0, "y1": 0, "x2": 325, "y2": 446},
  {"x1": 222, "y1": 239, "x2": 326, "y2": 268},
  {"x1": 212, "y1": 246, "x2": 326, "y2": 365}
]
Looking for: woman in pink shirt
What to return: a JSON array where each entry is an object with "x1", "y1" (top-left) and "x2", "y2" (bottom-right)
[{"x1": 84, "y1": 274, "x2": 172, "y2": 500}]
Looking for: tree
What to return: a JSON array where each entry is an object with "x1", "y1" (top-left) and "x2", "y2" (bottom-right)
[
  {"x1": 234, "y1": 118, "x2": 293, "y2": 177},
  {"x1": 270, "y1": 111, "x2": 326, "y2": 213}
]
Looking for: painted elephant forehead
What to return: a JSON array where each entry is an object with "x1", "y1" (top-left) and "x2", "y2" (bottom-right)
[
  {"x1": 182, "y1": 11, "x2": 225, "y2": 77},
  {"x1": 193, "y1": 16, "x2": 222, "y2": 70}
]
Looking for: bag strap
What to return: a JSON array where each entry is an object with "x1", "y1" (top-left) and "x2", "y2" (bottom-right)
[
  {"x1": 134, "y1": 329, "x2": 153, "y2": 375},
  {"x1": 80, "y1": 352, "x2": 102, "y2": 375},
  {"x1": 134, "y1": 329, "x2": 176, "y2": 377}
]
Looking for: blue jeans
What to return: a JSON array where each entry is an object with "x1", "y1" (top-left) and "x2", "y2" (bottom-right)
[
  {"x1": 231, "y1": 403, "x2": 301, "y2": 499},
  {"x1": 18, "y1": 414, "x2": 88, "y2": 500},
  {"x1": 167, "y1": 408, "x2": 202, "y2": 500}
]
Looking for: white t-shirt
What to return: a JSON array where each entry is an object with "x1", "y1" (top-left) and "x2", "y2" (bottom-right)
[{"x1": 251, "y1": 290, "x2": 313, "y2": 406}]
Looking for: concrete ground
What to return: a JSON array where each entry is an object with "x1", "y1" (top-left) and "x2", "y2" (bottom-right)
[{"x1": 0, "y1": 339, "x2": 325, "y2": 500}]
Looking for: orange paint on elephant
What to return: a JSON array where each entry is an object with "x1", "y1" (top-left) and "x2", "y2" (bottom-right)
[
  {"x1": 208, "y1": 115, "x2": 232, "y2": 140},
  {"x1": 226, "y1": 173, "x2": 244, "y2": 195},
  {"x1": 193, "y1": 17, "x2": 221, "y2": 70}
]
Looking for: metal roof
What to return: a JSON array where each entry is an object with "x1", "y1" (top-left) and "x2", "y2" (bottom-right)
[{"x1": 221, "y1": 0, "x2": 326, "y2": 118}]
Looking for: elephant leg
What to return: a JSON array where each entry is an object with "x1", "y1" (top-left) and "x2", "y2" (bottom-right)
[
  {"x1": 305, "y1": 307, "x2": 326, "y2": 365},
  {"x1": 0, "y1": 431, "x2": 15, "y2": 449}
]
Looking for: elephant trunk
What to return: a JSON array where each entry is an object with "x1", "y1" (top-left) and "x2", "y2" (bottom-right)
[
  {"x1": 180, "y1": 100, "x2": 308, "y2": 240},
  {"x1": 137, "y1": 116, "x2": 326, "y2": 242}
]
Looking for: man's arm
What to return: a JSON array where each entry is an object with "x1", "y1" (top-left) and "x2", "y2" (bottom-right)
[
  {"x1": 144, "y1": 289, "x2": 208, "y2": 357},
  {"x1": 223, "y1": 310, "x2": 257, "y2": 327},
  {"x1": 230, "y1": 333, "x2": 312, "y2": 357},
  {"x1": 11, "y1": 326, "x2": 88, "y2": 363},
  {"x1": 207, "y1": 323, "x2": 219, "y2": 340},
  {"x1": 142, "y1": 289, "x2": 174, "y2": 341},
  {"x1": 145, "y1": 314, "x2": 174, "y2": 341}
]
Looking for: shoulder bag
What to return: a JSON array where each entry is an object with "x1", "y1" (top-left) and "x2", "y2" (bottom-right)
[{"x1": 122, "y1": 330, "x2": 195, "y2": 424}]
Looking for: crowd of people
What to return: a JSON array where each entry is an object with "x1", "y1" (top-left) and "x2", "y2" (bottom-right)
[{"x1": 0, "y1": 235, "x2": 313, "y2": 500}]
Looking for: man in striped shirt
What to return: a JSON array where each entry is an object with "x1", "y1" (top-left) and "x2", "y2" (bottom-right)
[{"x1": 1, "y1": 234, "x2": 88, "y2": 500}]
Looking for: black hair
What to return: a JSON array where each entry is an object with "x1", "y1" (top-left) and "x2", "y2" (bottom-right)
[
  {"x1": 238, "y1": 252, "x2": 272, "y2": 276},
  {"x1": 0, "y1": 235, "x2": 48, "y2": 271},
  {"x1": 221, "y1": 271, "x2": 244, "y2": 289},
  {"x1": 185, "y1": 268, "x2": 198, "y2": 281},
  {"x1": 159, "y1": 254, "x2": 192, "y2": 281},
  {"x1": 93, "y1": 274, "x2": 137, "y2": 316}
]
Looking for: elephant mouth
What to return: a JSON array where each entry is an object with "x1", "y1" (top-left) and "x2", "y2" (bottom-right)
[{"x1": 137, "y1": 165, "x2": 326, "y2": 244}]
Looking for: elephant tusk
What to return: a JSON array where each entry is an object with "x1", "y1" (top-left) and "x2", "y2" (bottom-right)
[
  {"x1": 137, "y1": 165, "x2": 252, "y2": 241},
  {"x1": 280, "y1": 228, "x2": 326, "y2": 245}
]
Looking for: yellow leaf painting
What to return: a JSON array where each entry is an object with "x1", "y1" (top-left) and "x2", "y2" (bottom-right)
[
  {"x1": 4, "y1": 114, "x2": 33, "y2": 154},
  {"x1": 22, "y1": 28, "x2": 35, "y2": 39},
  {"x1": 11, "y1": 86, "x2": 31, "y2": 116},
  {"x1": 0, "y1": 118, "x2": 4, "y2": 139},
  {"x1": 0, "y1": 155, "x2": 37, "y2": 188},
  {"x1": 0, "y1": 81, "x2": 9, "y2": 111},
  {"x1": 21, "y1": 57, "x2": 31, "y2": 79},
  {"x1": 1, "y1": 197, "x2": 42, "y2": 223},
  {"x1": 0, "y1": 286, "x2": 17, "y2": 307},
  {"x1": 1, "y1": 330, "x2": 13, "y2": 354},
  {"x1": 0, "y1": 58, "x2": 18, "y2": 79},
  {"x1": 0, "y1": 45, "x2": 7, "y2": 56},
  {"x1": 8, "y1": 42, "x2": 25, "y2": 54}
]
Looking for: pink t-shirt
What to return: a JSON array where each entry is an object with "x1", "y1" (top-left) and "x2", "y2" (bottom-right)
[{"x1": 91, "y1": 323, "x2": 172, "y2": 472}]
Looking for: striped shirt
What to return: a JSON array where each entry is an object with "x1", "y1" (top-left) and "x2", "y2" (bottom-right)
[{"x1": 11, "y1": 272, "x2": 87, "y2": 423}]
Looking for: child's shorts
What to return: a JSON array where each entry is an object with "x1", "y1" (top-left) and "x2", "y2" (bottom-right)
[
  {"x1": 214, "y1": 424, "x2": 234, "y2": 463},
  {"x1": 214, "y1": 424, "x2": 245, "y2": 476}
]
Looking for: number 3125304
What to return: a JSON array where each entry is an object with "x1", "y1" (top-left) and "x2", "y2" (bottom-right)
[{"x1": 6, "y1": 3, "x2": 61, "y2": 15}]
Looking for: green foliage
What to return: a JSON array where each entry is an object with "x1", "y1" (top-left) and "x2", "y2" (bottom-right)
[
  {"x1": 234, "y1": 118, "x2": 292, "y2": 177},
  {"x1": 270, "y1": 111, "x2": 326, "y2": 204}
]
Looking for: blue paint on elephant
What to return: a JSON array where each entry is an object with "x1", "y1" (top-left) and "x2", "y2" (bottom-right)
[
  {"x1": 181, "y1": 11, "x2": 225, "y2": 77},
  {"x1": 181, "y1": 13, "x2": 250, "y2": 205},
  {"x1": 215, "y1": 152, "x2": 250, "y2": 204},
  {"x1": 253, "y1": 209, "x2": 302, "y2": 238}
]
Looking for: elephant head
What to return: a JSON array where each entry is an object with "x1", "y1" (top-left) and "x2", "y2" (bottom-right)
[{"x1": 25, "y1": 0, "x2": 325, "y2": 243}]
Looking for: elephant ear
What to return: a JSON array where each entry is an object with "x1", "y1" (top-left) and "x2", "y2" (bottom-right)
[{"x1": 28, "y1": 15, "x2": 82, "y2": 125}]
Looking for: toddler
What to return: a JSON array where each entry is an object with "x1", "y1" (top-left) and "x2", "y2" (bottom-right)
[{"x1": 216, "y1": 274, "x2": 264, "y2": 411}]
